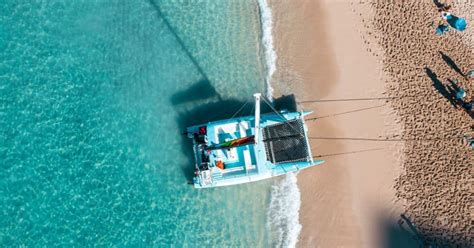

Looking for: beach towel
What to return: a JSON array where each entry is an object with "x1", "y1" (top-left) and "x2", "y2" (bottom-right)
[{"x1": 436, "y1": 24, "x2": 449, "y2": 35}]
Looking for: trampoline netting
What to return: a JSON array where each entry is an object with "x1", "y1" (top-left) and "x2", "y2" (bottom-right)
[{"x1": 262, "y1": 119, "x2": 310, "y2": 164}]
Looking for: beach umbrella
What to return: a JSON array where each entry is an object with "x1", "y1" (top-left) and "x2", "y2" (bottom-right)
[{"x1": 443, "y1": 12, "x2": 467, "y2": 31}]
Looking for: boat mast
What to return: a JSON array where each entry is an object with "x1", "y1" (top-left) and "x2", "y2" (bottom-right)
[{"x1": 254, "y1": 93, "x2": 261, "y2": 144}]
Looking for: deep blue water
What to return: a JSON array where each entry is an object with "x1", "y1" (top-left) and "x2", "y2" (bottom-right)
[{"x1": 0, "y1": 0, "x2": 274, "y2": 246}]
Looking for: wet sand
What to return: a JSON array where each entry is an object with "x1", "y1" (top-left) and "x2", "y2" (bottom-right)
[{"x1": 271, "y1": 0, "x2": 472, "y2": 247}]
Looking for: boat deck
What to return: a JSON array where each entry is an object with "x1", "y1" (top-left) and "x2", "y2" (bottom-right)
[
  {"x1": 206, "y1": 120, "x2": 257, "y2": 172},
  {"x1": 187, "y1": 109, "x2": 324, "y2": 188}
]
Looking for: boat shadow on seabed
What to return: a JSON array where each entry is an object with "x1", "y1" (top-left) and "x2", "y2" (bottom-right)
[{"x1": 145, "y1": 0, "x2": 300, "y2": 182}]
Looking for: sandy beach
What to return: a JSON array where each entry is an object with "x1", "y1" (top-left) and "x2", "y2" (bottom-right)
[{"x1": 271, "y1": 0, "x2": 473, "y2": 247}]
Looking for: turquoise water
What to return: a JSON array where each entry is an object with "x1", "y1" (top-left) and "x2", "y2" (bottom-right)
[{"x1": 1, "y1": 0, "x2": 274, "y2": 246}]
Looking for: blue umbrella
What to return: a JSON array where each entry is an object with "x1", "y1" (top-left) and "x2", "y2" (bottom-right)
[{"x1": 444, "y1": 13, "x2": 467, "y2": 31}]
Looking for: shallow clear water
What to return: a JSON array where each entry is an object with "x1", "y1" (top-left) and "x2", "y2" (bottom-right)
[{"x1": 0, "y1": 0, "x2": 274, "y2": 246}]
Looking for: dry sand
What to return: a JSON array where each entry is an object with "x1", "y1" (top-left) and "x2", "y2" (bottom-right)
[
  {"x1": 364, "y1": 1, "x2": 473, "y2": 247},
  {"x1": 271, "y1": 0, "x2": 473, "y2": 247}
]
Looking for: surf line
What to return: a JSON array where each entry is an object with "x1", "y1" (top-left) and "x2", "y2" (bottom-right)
[
  {"x1": 267, "y1": 173, "x2": 302, "y2": 248},
  {"x1": 257, "y1": 1, "x2": 303, "y2": 247},
  {"x1": 257, "y1": 0, "x2": 276, "y2": 100}
]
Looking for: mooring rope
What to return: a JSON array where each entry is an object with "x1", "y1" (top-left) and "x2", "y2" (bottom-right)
[{"x1": 313, "y1": 148, "x2": 384, "y2": 158}]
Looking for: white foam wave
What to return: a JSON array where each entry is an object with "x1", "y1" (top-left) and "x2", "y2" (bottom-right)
[
  {"x1": 267, "y1": 173, "x2": 302, "y2": 248},
  {"x1": 257, "y1": 0, "x2": 276, "y2": 100},
  {"x1": 257, "y1": 4, "x2": 302, "y2": 246}
]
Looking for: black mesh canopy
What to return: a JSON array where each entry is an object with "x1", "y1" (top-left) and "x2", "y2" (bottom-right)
[{"x1": 262, "y1": 119, "x2": 310, "y2": 164}]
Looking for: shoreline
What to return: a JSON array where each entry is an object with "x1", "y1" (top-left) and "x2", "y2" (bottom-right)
[
  {"x1": 257, "y1": 1, "x2": 304, "y2": 247},
  {"x1": 270, "y1": 0, "x2": 404, "y2": 247}
]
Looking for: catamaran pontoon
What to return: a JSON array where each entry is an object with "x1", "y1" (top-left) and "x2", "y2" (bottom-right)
[{"x1": 186, "y1": 93, "x2": 324, "y2": 188}]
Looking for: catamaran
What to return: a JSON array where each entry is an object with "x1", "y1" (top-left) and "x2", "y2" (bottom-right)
[{"x1": 186, "y1": 93, "x2": 324, "y2": 188}]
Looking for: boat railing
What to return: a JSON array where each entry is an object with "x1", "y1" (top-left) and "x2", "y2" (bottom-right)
[{"x1": 217, "y1": 169, "x2": 259, "y2": 180}]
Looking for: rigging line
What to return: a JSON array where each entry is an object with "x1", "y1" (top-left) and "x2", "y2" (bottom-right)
[
  {"x1": 239, "y1": 101, "x2": 248, "y2": 118},
  {"x1": 261, "y1": 96, "x2": 304, "y2": 137},
  {"x1": 309, "y1": 136, "x2": 464, "y2": 141},
  {"x1": 231, "y1": 101, "x2": 249, "y2": 119},
  {"x1": 311, "y1": 123, "x2": 474, "y2": 141},
  {"x1": 313, "y1": 148, "x2": 384, "y2": 158},
  {"x1": 308, "y1": 123, "x2": 472, "y2": 141},
  {"x1": 306, "y1": 104, "x2": 386, "y2": 121},
  {"x1": 251, "y1": 103, "x2": 255, "y2": 117},
  {"x1": 241, "y1": 99, "x2": 252, "y2": 117},
  {"x1": 236, "y1": 101, "x2": 253, "y2": 131},
  {"x1": 262, "y1": 96, "x2": 286, "y2": 120},
  {"x1": 298, "y1": 97, "x2": 396, "y2": 103}
]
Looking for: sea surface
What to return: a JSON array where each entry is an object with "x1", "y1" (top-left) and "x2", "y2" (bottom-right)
[{"x1": 0, "y1": 0, "x2": 302, "y2": 247}]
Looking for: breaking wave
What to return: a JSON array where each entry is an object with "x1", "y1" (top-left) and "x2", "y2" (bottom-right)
[
  {"x1": 257, "y1": 0, "x2": 276, "y2": 100},
  {"x1": 257, "y1": 2, "x2": 303, "y2": 246},
  {"x1": 267, "y1": 173, "x2": 302, "y2": 248}
]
